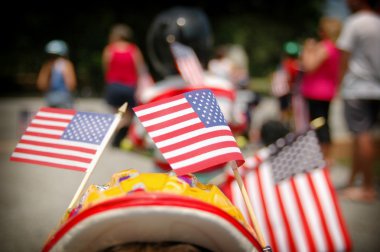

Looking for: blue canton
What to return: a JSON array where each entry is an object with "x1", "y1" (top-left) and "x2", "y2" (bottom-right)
[
  {"x1": 185, "y1": 89, "x2": 227, "y2": 127},
  {"x1": 61, "y1": 112, "x2": 114, "y2": 144}
]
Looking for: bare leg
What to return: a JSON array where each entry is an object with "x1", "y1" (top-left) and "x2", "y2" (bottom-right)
[
  {"x1": 356, "y1": 132, "x2": 375, "y2": 189},
  {"x1": 342, "y1": 132, "x2": 377, "y2": 202},
  {"x1": 347, "y1": 136, "x2": 360, "y2": 186},
  {"x1": 321, "y1": 142, "x2": 332, "y2": 167}
]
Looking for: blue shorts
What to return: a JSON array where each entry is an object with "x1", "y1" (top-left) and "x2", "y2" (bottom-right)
[
  {"x1": 105, "y1": 83, "x2": 136, "y2": 109},
  {"x1": 46, "y1": 90, "x2": 74, "y2": 108}
]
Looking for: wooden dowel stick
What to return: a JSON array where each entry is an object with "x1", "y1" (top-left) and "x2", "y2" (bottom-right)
[
  {"x1": 231, "y1": 161, "x2": 267, "y2": 248},
  {"x1": 67, "y1": 103, "x2": 128, "y2": 209}
]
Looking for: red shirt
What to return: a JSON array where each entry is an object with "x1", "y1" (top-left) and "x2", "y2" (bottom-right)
[
  {"x1": 282, "y1": 57, "x2": 299, "y2": 88},
  {"x1": 105, "y1": 43, "x2": 138, "y2": 86}
]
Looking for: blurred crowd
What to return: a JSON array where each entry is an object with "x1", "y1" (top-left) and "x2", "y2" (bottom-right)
[
  {"x1": 34, "y1": 0, "x2": 379, "y2": 202},
  {"x1": 269, "y1": 0, "x2": 380, "y2": 203}
]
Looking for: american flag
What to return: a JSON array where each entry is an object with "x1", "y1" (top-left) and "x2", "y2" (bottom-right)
[
  {"x1": 220, "y1": 130, "x2": 351, "y2": 252},
  {"x1": 170, "y1": 42, "x2": 205, "y2": 87},
  {"x1": 133, "y1": 89, "x2": 244, "y2": 175},
  {"x1": 10, "y1": 107, "x2": 117, "y2": 172}
]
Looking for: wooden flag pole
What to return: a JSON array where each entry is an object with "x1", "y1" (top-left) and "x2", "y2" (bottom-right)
[
  {"x1": 231, "y1": 161, "x2": 267, "y2": 248},
  {"x1": 216, "y1": 119, "x2": 325, "y2": 250},
  {"x1": 67, "y1": 103, "x2": 128, "y2": 209}
]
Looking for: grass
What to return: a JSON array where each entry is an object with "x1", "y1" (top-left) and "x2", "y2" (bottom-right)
[{"x1": 249, "y1": 77, "x2": 271, "y2": 95}]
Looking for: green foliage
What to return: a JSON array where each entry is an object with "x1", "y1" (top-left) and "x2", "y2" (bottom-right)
[{"x1": 211, "y1": 3, "x2": 322, "y2": 77}]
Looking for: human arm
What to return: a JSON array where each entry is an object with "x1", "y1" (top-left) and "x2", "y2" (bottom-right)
[
  {"x1": 102, "y1": 45, "x2": 111, "y2": 73},
  {"x1": 335, "y1": 17, "x2": 353, "y2": 86},
  {"x1": 36, "y1": 62, "x2": 52, "y2": 91},
  {"x1": 62, "y1": 59, "x2": 77, "y2": 91},
  {"x1": 338, "y1": 49, "x2": 351, "y2": 85},
  {"x1": 300, "y1": 39, "x2": 328, "y2": 73},
  {"x1": 133, "y1": 47, "x2": 154, "y2": 102},
  {"x1": 134, "y1": 47, "x2": 149, "y2": 77}
]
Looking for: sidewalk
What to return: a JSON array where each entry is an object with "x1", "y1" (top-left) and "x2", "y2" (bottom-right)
[{"x1": 0, "y1": 96, "x2": 379, "y2": 251}]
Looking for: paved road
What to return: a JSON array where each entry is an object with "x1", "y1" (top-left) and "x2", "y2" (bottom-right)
[{"x1": 0, "y1": 97, "x2": 379, "y2": 251}]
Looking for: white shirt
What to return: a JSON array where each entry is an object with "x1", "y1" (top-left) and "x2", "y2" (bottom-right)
[
  {"x1": 337, "y1": 11, "x2": 380, "y2": 99},
  {"x1": 208, "y1": 58, "x2": 235, "y2": 82}
]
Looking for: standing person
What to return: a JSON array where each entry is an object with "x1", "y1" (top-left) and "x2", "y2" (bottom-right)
[
  {"x1": 270, "y1": 41, "x2": 301, "y2": 128},
  {"x1": 337, "y1": 0, "x2": 380, "y2": 202},
  {"x1": 37, "y1": 40, "x2": 77, "y2": 108},
  {"x1": 102, "y1": 23, "x2": 149, "y2": 148},
  {"x1": 300, "y1": 17, "x2": 342, "y2": 165}
]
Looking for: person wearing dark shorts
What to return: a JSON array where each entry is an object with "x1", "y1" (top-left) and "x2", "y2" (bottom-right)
[
  {"x1": 300, "y1": 17, "x2": 342, "y2": 164},
  {"x1": 344, "y1": 100, "x2": 380, "y2": 134},
  {"x1": 337, "y1": 0, "x2": 380, "y2": 202},
  {"x1": 342, "y1": 99, "x2": 380, "y2": 201},
  {"x1": 105, "y1": 83, "x2": 137, "y2": 109},
  {"x1": 102, "y1": 24, "x2": 149, "y2": 147}
]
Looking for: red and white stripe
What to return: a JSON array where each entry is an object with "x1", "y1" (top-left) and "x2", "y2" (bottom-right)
[
  {"x1": 170, "y1": 42, "x2": 205, "y2": 87},
  {"x1": 224, "y1": 163, "x2": 351, "y2": 252},
  {"x1": 133, "y1": 94, "x2": 244, "y2": 175},
  {"x1": 10, "y1": 108, "x2": 99, "y2": 172}
]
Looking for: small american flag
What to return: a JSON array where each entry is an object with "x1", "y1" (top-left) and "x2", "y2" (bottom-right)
[
  {"x1": 220, "y1": 130, "x2": 351, "y2": 252},
  {"x1": 170, "y1": 42, "x2": 205, "y2": 87},
  {"x1": 10, "y1": 107, "x2": 116, "y2": 172},
  {"x1": 133, "y1": 89, "x2": 244, "y2": 175}
]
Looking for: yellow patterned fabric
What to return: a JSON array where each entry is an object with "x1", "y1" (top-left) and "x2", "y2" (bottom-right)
[{"x1": 63, "y1": 169, "x2": 249, "y2": 230}]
